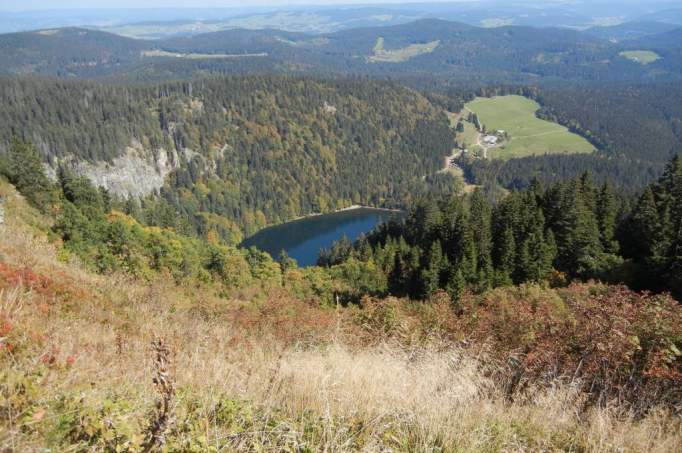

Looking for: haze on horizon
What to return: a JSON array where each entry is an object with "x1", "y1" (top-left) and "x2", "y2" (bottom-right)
[{"x1": 2, "y1": 0, "x2": 478, "y2": 12}]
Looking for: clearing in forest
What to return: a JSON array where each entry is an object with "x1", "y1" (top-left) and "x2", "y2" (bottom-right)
[
  {"x1": 619, "y1": 50, "x2": 661, "y2": 65},
  {"x1": 464, "y1": 95, "x2": 596, "y2": 160},
  {"x1": 368, "y1": 37, "x2": 440, "y2": 63}
]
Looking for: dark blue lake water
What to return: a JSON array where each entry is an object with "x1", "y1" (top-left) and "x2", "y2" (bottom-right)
[{"x1": 241, "y1": 208, "x2": 401, "y2": 267}]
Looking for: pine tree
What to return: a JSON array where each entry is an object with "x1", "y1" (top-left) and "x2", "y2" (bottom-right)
[
  {"x1": 515, "y1": 207, "x2": 556, "y2": 283},
  {"x1": 669, "y1": 221, "x2": 682, "y2": 296},
  {"x1": 571, "y1": 180, "x2": 605, "y2": 277},
  {"x1": 549, "y1": 178, "x2": 604, "y2": 278},
  {"x1": 278, "y1": 250, "x2": 298, "y2": 274},
  {"x1": 443, "y1": 196, "x2": 476, "y2": 282}
]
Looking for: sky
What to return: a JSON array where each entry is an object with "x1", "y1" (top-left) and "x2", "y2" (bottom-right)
[{"x1": 0, "y1": 0, "x2": 476, "y2": 12}]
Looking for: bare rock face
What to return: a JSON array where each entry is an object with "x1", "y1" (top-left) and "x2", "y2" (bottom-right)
[
  {"x1": 49, "y1": 140, "x2": 181, "y2": 199},
  {"x1": 76, "y1": 142, "x2": 178, "y2": 198}
]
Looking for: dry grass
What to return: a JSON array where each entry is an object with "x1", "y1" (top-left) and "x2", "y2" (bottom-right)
[{"x1": 1, "y1": 182, "x2": 681, "y2": 451}]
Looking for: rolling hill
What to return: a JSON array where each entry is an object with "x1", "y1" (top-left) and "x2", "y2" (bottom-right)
[
  {"x1": 1, "y1": 19, "x2": 680, "y2": 83},
  {"x1": 0, "y1": 27, "x2": 148, "y2": 77}
]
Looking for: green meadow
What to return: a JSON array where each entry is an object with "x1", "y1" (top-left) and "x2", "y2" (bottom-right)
[{"x1": 465, "y1": 95, "x2": 596, "y2": 160}]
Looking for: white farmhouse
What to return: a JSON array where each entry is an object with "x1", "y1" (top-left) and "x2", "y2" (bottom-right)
[{"x1": 483, "y1": 135, "x2": 498, "y2": 145}]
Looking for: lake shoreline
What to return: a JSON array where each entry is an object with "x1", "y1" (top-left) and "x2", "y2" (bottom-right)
[
  {"x1": 242, "y1": 206, "x2": 404, "y2": 266},
  {"x1": 288, "y1": 204, "x2": 404, "y2": 223}
]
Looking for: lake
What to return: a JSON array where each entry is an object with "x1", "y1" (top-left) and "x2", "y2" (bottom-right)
[{"x1": 241, "y1": 208, "x2": 402, "y2": 267}]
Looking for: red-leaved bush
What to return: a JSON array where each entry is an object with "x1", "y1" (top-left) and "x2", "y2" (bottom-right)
[
  {"x1": 0, "y1": 263, "x2": 85, "y2": 305},
  {"x1": 460, "y1": 283, "x2": 682, "y2": 413}
]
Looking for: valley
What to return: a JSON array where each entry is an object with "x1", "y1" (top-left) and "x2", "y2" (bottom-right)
[{"x1": 1, "y1": 3, "x2": 682, "y2": 451}]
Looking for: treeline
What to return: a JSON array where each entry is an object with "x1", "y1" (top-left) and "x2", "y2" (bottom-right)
[
  {"x1": 3, "y1": 21, "x2": 677, "y2": 84},
  {"x1": 460, "y1": 154, "x2": 665, "y2": 196},
  {"x1": 320, "y1": 156, "x2": 682, "y2": 300}
]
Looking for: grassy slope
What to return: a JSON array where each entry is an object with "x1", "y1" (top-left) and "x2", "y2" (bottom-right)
[
  {"x1": 466, "y1": 95, "x2": 596, "y2": 160},
  {"x1": 1, "y1": 179, "x2": 681, "y2": 451}
]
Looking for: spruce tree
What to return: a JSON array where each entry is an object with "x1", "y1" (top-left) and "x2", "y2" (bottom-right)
[
  {"x1": 494, "y1": 227, "x2": 516, "y2": 286},
  {"x1": 446, "y1": 267, "x2": 465, "y2": 308},
  {"x1": 596, "y1": 182, "x2": 620, "y2": 254},
  {"x1": 421, "y1": 240, "x2": 447, "y2": 296},
  {"x1": 628, "y1": 187, "x2": 663, "y2": 264},
  {"x1": 571, "y1": 181, "x2": 605, "y2": 277}
]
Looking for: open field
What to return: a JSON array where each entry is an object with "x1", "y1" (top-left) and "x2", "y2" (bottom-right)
[
  {"x1": 620, "y1": 50, "x2": 662, "y2": 65},
  {"x1": 368, "y1": 37, "x2": 440, "y2": 63},
  {"x1": 465, "y1": 95, "x2": 596, "y2": 160}
]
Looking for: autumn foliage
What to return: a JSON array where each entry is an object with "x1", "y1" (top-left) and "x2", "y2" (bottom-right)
[{"x1": 459, "y1": 284, "x2": 682, "y2": 413}]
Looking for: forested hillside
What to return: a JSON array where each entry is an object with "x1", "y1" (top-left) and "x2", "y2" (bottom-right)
[
  {"x1": 536, "y1": 84, "x2": 682, "y2": 162},
  {"x1": 0, "y1": 76, "x2": 456, "y2": 238},
  {"x1": 0, "y1": 28, "x2": 148, "y2": 77}
]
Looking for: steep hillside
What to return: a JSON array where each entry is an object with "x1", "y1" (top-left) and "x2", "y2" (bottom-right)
[{"x1": 1, "y1": 177, "x2": 681, "y2": 451}]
